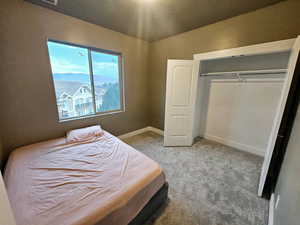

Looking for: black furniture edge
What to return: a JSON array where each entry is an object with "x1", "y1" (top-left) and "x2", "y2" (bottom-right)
[{"x1": 129, "y1": 182, "x2": 169, "y2": 225}]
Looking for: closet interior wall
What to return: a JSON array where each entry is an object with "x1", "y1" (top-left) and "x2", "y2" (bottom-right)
[{"x1": 194, "y1": 52, "x2": 291, "y2": 156}]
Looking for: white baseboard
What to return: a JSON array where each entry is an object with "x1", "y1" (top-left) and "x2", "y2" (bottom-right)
[
  {"x1": 203, "y1": 133, "x2": 265, "y2": 156},
  {"x1": 268, "y1": 193, "x2": 275, "y2": 225},
  {"x1": 119, "y1": 129, "x2": 264, "y2": 156},
  {"x1": 147, "y1": 126, "x2": 164, "y2": 136},
  {"x1": 118, "y1": 126, "x2": 164, "y2": 140}
]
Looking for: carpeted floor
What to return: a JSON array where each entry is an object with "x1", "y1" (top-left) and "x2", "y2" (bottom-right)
[{"x1": 124, "y1": 132, "x2": 269, "y2": 225}]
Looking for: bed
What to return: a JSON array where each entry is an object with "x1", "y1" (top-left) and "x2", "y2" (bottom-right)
[{"x1": 4, "y1": 127, "x2": 167, "y2": 225}]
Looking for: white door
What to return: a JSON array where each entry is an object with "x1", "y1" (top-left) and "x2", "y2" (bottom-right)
[
  {"x1": 258, "y1": 36, "x2": 300, "y2": 196},
  {"x1": 164, "y1": 60, "x2": 200, "y2": 146}
]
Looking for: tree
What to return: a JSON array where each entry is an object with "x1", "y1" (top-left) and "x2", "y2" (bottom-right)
[{"x1": 100, "y1": 83, "x2": 120, "y2": 111}]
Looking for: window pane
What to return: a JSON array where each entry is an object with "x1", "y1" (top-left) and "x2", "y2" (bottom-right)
[
  {"x1": 91, "y1": 51, "x2": 121, "y2": 112},
  {"x1": 47, "y1": 41, "x2": 95, "y2": 120}
]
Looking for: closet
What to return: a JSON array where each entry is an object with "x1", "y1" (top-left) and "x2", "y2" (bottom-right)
[
  {"x1": 163, "y1": 37, "x2": 300, "y2": 198},
  {"x1": 196, "y1": 52, "x2": 289, "y2": 156}
]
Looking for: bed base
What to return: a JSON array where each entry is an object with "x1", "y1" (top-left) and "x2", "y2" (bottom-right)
[{"x1": 129, "y1": 182, "x2": 169, "y2": 225}]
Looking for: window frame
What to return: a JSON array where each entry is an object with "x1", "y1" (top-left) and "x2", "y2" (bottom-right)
[{"x1": 47, "y1": 39, "x2": 125, "y2": 122}]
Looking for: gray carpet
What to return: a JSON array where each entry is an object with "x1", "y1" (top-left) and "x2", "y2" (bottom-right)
[{"x1": 124, "y1": 132, "x2": 269, "y2": 225}]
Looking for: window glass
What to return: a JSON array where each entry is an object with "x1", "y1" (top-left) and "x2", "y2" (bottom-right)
[
  {"x1": 47, "y1": 41, "x2": 95, "y2": 120},
  {"x1": 91, "y1": 51, "x2": 121, "y2": 112},
  {"x1": 47, "y1": 40, "x2": 123, "y2": 121}
]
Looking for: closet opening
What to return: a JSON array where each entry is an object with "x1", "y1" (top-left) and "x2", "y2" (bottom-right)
[
  {"x1": 194, "y1": 51, "x2": 291, "y2": 157},
  {"x1": 164, "y1": 38, "x2": 300, "y2": 199}
]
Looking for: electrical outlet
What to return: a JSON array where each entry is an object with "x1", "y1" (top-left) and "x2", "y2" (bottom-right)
[{"x1": 275, "y1": 195, "x2": 280, "y2": 209}]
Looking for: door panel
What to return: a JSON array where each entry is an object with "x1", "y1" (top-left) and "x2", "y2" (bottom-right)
[
  {"x1": 164, "y1": 60, "x2": 199, "y2": 146},
  {"x1": 169, "y1": 115, "x2": 189, "y2": 136},
  {"x1": 171, "y1": 66, "x2": 193, "y2": 106}
]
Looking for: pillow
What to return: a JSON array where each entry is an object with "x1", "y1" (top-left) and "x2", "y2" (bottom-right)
[{"x1": 66, "y1": 125, "x2": 104, "y2": 143}]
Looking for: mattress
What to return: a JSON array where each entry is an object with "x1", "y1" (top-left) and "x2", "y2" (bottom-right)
[{"x1": 4, "y1": 131, "x2": 165, "y2": 225}]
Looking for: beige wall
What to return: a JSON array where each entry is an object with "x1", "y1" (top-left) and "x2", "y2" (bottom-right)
[
  {"x1": 149, "y1": 0, "x2": 300, "y2": 129},
  {"x1": 273, "y1": 105, "x2": 300, "y2": 225},
  {"x1": 1, "y1": 0, "x2": 300, "y2": 166},
  {"x1": 0, "y1": 0, "x2": 150, "y2": 164}
]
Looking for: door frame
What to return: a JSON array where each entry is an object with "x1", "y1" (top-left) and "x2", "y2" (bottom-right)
[
  {"x1": 262, "y1": 54, "x2": 300, "y2": 198},
  {"x1": 193, "y1": 37, "x2": 298, "y2": 198},
  {"x1": 193, "y1": 39, "x2": 295, "y2": 61}
]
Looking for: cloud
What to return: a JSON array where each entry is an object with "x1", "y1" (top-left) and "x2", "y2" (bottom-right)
[
  {"x1": 50, "y1": 57, "x2": 89, "y2": 74},
  {"x1": 92, "y1": 62, "x2": 119, "y2": 78},
  {"x1": 93, "y1": 62, "x2": 118, "y2": 70},
  {"x1": 49, "y1": 56, "x2": 118, "y2": 76}
]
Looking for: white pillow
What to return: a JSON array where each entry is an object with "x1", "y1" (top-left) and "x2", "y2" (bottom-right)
[{"x1": 66, "y1": 125, "x2": 104, "y2": 143}]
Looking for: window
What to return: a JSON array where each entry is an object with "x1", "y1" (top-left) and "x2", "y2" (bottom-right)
[{"x1": 47, "y1": 40, "x2": 123, "y2": 121}]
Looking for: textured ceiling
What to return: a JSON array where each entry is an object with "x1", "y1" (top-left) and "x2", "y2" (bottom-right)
[{"x1": 25, "y1": 0, "x2": 284, "y2": 41}]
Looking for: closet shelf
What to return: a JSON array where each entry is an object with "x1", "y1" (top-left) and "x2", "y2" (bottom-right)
[{"x1": 200, "y1": 69, "x2": 287, "y2": 77}]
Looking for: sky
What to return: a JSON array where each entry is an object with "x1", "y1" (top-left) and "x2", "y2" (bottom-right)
[{"x1": 47, "y1": 41, "x2": 119, "y2": 80}]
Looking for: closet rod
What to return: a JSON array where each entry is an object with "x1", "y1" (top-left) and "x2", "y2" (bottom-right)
[{"x1": 200, "y1": 69, "x2": 287, "y2": 77}]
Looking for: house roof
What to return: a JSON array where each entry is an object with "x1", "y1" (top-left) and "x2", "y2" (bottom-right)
[
  {"x1": 54, "y1": 81, "x2": 105, "y2": 98},
  {"x1": 54, "y1": 81, "x2": 84, "y2": 97}
]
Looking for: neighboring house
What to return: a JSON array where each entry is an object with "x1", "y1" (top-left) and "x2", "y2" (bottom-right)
[{"x1": 54, "y1": 81, "x2": 106, "y2": 119}]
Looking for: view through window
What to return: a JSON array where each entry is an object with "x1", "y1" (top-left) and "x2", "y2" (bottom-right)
[{"x1": 47, "y1": 40, "x2": 123, "y2": 120}]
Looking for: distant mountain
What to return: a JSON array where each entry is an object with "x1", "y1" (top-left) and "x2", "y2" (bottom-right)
[{"x1": 53, "y1": 73, "x2": 118, "y2": 84}]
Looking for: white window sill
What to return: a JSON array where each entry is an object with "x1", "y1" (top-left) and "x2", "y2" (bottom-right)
[{"x1": 58, "y1": 110, "x2": 124, "y2": 123}]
